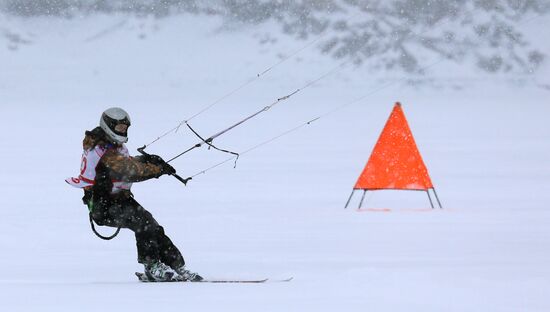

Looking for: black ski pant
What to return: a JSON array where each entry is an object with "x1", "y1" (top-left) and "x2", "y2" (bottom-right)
[{"x1": 90, "y1": 192, "x2": 185, "y2": 269}]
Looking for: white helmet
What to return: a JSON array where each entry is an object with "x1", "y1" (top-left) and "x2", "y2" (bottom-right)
[{"x1": 100, "y1": 107, "x2": 131, "y2": 144}]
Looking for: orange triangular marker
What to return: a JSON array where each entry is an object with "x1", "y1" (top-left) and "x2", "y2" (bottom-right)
[
  {"x1": 345, "y1": 102, "x2": 442, "y2": 209},
  {"x1": 354, "y1": 102, "x2": 433, "y2": 190}
]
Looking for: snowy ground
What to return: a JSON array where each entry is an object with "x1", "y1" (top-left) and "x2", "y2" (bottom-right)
[{"x1": 1, "y1": 13, "x2": 549, "y2": 312}]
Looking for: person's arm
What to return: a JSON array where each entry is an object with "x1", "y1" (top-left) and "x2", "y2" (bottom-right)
[{"x1": 100, "y1": 150, "x2": 164, "y2": 182}]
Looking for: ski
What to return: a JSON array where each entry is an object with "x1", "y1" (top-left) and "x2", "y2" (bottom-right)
[
  {"x1": 271, "y1": 277, "x2": 294, "y2": 282},
  {"x1": 135, "y1": 272, "x2": 292, "y2": 283}
]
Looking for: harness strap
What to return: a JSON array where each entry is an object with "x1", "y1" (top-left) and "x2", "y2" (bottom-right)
[
  {"x1": 85, "y1": 193, "x2": 121, "y2": 241},
  {"x1": 89, "y1": 214, "x2": 121, "y2": 240}
]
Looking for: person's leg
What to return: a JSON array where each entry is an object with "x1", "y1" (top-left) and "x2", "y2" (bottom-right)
[
  {"x1": 114, "y1": 196, "x2": 185, "y2": 267},
  {"x1": 120, "y1": 198, "x2": 202, "y2": 280},
  {"x1": 90, "y1": 195, "x2": 198, "y2": 280},
  {"x1": 156, "y1": 229, "x2": 186, "y2": 269},
  {"x1": 90, "y1": 195, "x2": 163, "y2": 264}
]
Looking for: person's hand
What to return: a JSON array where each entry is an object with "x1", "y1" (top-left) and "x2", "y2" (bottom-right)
[
  {"x1": 145, "y1": 154, "x2": 165, "y2": 166},
  {"x1": 143, "y1": 154, "x2": 175, "y2": 177},
  {"x1": 161, "y1": 162, "x2": 176, "y2": 175}
]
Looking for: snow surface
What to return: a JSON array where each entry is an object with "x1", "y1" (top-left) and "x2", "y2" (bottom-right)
[{"x1": 1, "y1": 12, "x2": 549, "y2": 312}]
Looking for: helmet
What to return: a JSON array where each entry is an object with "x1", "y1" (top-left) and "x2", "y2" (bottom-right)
[{"x1": 100, "y1": 107, "x2": 131, "y2": 144}]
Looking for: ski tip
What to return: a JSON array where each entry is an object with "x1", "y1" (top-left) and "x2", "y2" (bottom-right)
[{"x1": 273, "y1": 277, "x2": 293, "y2": 282}]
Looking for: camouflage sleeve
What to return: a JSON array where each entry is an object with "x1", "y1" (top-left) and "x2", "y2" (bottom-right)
[{"x1": 100, "y1": 150, "x2": 163, "y2": 182}]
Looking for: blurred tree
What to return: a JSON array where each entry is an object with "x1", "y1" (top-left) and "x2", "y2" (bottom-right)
[
  {"x1": 1, "y1": 0, "x2": 548, "y2": 73},
  {"x1": 214, "y1": 0, "x2": 549, "y2": 73}
]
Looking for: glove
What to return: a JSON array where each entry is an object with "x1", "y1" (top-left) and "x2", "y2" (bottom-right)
[
  {"x1": 141, "y1": 154, "x2": 176, "y2": 177},
  {"x1": 161, "y1": 162, "x2": 176, "y2": 175},
  {"x1": 144, "y1": 154, "x2": 165, "y2": 166}
]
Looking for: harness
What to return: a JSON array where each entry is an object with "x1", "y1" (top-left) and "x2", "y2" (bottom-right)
[{"x1": 67, "y1": 135, "x2": 131, "y2": 241}]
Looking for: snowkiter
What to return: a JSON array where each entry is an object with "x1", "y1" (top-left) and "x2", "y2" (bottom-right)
[{"x1": 66, "y1": 107, "x2": 202, "y2": 282}]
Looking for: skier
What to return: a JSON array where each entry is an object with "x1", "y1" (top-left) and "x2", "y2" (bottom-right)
[{"x1": 66, "y1": 107, "x2": 202, "y2": 282}]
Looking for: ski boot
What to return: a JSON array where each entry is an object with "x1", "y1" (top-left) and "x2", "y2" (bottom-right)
[
  {"x1": 143, "y1": 260, "x2": 176, "y2": 282},
  {"x1": 174, "y1": 265, "x2": 203, "y2": 282}
]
